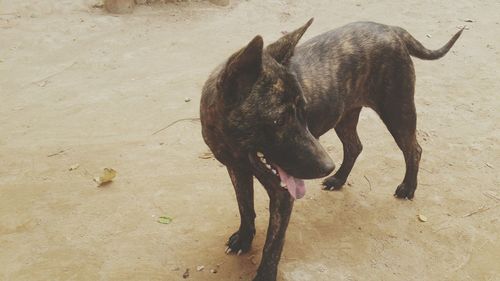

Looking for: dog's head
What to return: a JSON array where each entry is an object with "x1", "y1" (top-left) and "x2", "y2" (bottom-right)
[{"x1": 202, "y1": 19, "x2": 334, "y2": 199}]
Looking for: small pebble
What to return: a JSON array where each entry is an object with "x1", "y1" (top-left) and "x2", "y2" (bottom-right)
[
  {"x1": 196, "y1": 265, "x2": 205, "y2": 272},
  {"x1": 182, "y1": 268, "x2": 190, "y2": 278},
  {"x1": 184, "y1": 97, "x2": 191, "y2": 102},
  {"x1": 69, "y1": 164, "x2": 80, "y2": 171}
]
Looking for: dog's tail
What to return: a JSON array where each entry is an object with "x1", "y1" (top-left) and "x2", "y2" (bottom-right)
[{"x1": 392, "y1": 26, "x2": 464, "y2": 60}]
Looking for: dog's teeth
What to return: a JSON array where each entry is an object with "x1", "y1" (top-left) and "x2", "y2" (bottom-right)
[
  {"x1": 272, "y1": 169, "x2": 277, "y2": 174},
  {"x1": 260, "y1": 157, "x2": 266, "y2": 163},
  {"x1": 265, "y1": 164, "x2": 271, "y2": 170},
  {"x1": 280, "y1": 182, "x2": 287, "y2": 189},
  {"x1": 257, "y1": 152, "x2": 264, "y2": 158},
  {"x1": 225, "y1": 247, "x2": 231, "y2": 254},
  {"x1": 237, "y1": 249, "x2": 242, "y2": 256}
]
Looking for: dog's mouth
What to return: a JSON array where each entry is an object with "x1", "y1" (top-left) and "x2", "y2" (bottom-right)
[{"x1": 249, "y1": 151, "x2": 306, "y2": 200}]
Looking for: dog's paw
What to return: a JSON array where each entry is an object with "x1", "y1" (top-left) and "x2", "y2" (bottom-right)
[
  {"x1": 322, "y1": 176, "x2": 346, "y2": 191},
  {"x1": 225, "y1": 230, "x2": 254, "y2": 255},
  {"x1": 394, "y1": 183, "x2": 415, "y2": 200}
]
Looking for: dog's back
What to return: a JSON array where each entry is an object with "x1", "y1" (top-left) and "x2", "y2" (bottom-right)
[{"x1": 290, "y1": 22, "x2": 462, "y2": 137}]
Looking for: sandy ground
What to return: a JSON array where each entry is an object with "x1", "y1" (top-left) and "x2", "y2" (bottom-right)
[{"x1": 1, "y1": 0, "x2": 499, "y2": 280}]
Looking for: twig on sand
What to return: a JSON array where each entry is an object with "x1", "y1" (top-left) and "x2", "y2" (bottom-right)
[
  {"x1": 420, "y1": 167, "x2": 433, "y2": 173},
  {"x1": 47, "y1": 149, "x2": 66, "y2": 157},
  {"x1": 28, "y1": 61, "x2": 77, "y2": 87},
  {"x1": 363, "y1": 175, "x2": 372, "y2": 191},
  {"x1": 462, "y1": 204, "x2": 499, "y2": 218},
  {"x1": 151, "y1": 117, "x2": 200, "y2": 135}
]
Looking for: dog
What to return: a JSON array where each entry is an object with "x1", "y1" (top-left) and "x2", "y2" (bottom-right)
[{"x1": 200, "y1": 19, "x2": 463, "y2": 281}]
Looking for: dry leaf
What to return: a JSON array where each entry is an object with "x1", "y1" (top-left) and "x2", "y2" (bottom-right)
[
  {"x1": 418, "y1": 214, "x2": 428, "y2": 222},
  {"x1": 94, "y1": 168, "x2": 117, "y2": 186},
  {"x1": 198, "y1": 151, "x2": 213, "y2": 159},
  {"x1": 157, "y1": 216, "x2": 173, "y2": 224}
]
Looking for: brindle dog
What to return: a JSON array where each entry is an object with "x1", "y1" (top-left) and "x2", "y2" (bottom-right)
[{"x1": 200, "y1": 19, "x2": 462, "y2": 281}]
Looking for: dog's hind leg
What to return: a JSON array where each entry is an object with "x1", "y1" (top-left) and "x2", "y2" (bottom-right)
[
  {"x1": 379, "y1": 94, "x2": 422, "y2": 200},
  {"x1": 322, "y1": 107, "x2": 363, "y2": 190},
  {"x1": 253, "y1": 186, "x2": 294, "y2": 281},
  {"x1": 225, "y1": 165, "x2": 256, "y2": 254}
]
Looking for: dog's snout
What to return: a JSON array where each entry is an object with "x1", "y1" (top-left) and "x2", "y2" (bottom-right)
[{"x1": 319, "y1": 156, "x2": 335, "y2": 177}]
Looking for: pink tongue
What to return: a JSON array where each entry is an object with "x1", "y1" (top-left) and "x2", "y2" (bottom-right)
[{"x1": 276, "y1": 166, "x2": 306, "y2": 199}]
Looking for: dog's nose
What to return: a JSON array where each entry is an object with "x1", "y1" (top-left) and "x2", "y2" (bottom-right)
[{"x1": 318, "y1": 155, "x2": 335, "y2": 177}]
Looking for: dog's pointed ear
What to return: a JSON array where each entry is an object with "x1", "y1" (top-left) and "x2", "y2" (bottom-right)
[
  {"x1": 266, "y1": 18, "x2": 313, "y2": 65},
  {"x1": 218, "y1": 35, "x2": 263, "y2": 99}
]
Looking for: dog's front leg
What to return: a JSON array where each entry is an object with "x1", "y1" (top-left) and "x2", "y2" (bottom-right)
[
  {"x1": 226, "y1": 165, "x2": 256, "y2": 254},
  {"x1": 254, "y1": 187, "x2": 294, "y2": 281}
]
